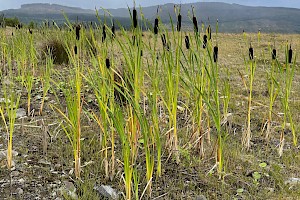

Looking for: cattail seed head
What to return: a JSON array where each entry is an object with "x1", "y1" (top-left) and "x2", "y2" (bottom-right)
[
  {"x1": 102, "y1": 25, "x2": 106, "y2": 42},
  {"x1": 155, "y1": 18, "x2": 159, "y2": 27},
  {"x1": 154, "y1": 18, "x2": 159, "y2": 34},
  {"x1": 112, "y1": 23, "x2": 115, "y2": 38},
  {"x1": 213, "y1": 46, "x2": 218, "y2": 62},
  {"x1": 207, "y1": 25, "x2": 211, "y2": 40},
  {"x1": 193, "y1": 16, "x2": 198, "y2": 33},
  {"x1": 203, "y1": 35, "x2": 207, "y2": 49},
  {"x1": 185, "y1": 36, "x2": 190, "y2": 49},
  {"x1": 272, "y1": 49, "x2": 276, "y2": 60},
  {"x1": 249, "y1": 46, "x2": 254, "y2": 60},
  {"x1": 106, "y1": 58, "x2": 110, "y2": 69},
  {"x1": 288, "y1": 45, "x2": 292, "y2": 63},
  {"x1": 133, "y1": 8, "x2": 138, "y2": 28},
  {"x1": 177, "y1": 13, "x2": 182, "y2": 32},
  {"x1": 74, "y1": 45, "x2": 78, "y2": 55},
  {"x1": 75, "y1": 25, "x2": 80, "y2": 40}
]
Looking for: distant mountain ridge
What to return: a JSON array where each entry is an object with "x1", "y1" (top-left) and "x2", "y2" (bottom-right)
[
  {"x1": 1, "y1": 2, "x2": 300, "y2": 33},
  {"x1": 17, "y1": 3, "x2": 93, "y2": 14},
  {"x1": 4, "y1": 3, "x2": 94, "y2": 15}
]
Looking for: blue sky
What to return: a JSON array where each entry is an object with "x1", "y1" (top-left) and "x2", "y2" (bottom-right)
[{"x1": 1, "y1": 0, "x2": 300, "y2": 10}]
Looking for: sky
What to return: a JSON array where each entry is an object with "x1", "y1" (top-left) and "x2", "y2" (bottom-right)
[{"x1": 1, "y1": 0, "x2": 300, "y2": 10}]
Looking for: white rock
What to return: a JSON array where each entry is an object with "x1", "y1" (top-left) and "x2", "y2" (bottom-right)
[
  {"x1": 0, "y1": 150, "x2": 18, "y2": 160},
  {"x1": 38, "y1": 159, "x2": 51, "y2": 166},
  {"x1": 16, "y1": 108, "x2": 27, "y2": 118},
  {"x1": 16, "y1": 187, "x2": 24, "y2": 195},
  {"x1": 59, "y1": 181, "x2": 78, "y2": 200},
  {"x1": 94, "y1": 185, "x2": 118, "y2": 199},
  {"x1": 18, "y1": 178, "x2": 25, "y2": 184},
  {"x1": 285, "y1": 178, "x2": 300, "y2": 185},
  {"x1": 11, "y1": 171, "x2": 20, "y2": 177}
]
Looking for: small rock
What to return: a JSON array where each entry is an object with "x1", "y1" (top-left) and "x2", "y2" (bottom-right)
[
  {"x1": 16, "y1": 108, "x2": 27, "y2": 118},
  {"x1": 54, "y1": 164, "x2": 61, "y2": 169},
  {"x1": 0, "y1": 150, "x2": 18, "y2": 160},
  {"x1": 285, "y1": 178, "x2": 300, "y2": 185},
  {"x1": 2, "y1": 79, "x2": 14, "y2": 86},
  {"x1": 38, "y1": 159, "x2": 51, "y2": 166},
  {"x1": 16, "y1": 187, "x2": 24, "y2": 195},
  {"x1": 94, "y1": 185, "x2": 118, "y2": 199},
  {"x1": 51, "y1": 191, "x2": 57, "y2": 197},
  {"x1": 266, "y1": 187, "x2": 274, "y2": 193},
  {"x1": 59, "y1": 181, "x2": 77, "y2": 200},
  {"x1": 18, "y1": 178, "x2": 25, "y2": 184},
  {"x1": 196, "y1": 195, "x2": 207, "y2": 200},
  {"x1": 0, "y1": 98, "x2": 11, "y2": 103},
  {"x1": 11, "y1": 171, "x2": 20, "y2": 177}
]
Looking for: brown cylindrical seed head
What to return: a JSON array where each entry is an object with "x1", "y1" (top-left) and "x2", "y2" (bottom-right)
[
  {"x1": 112, "y1": 24, "x2": 115, "y2": 38},
  {"x1": 288, "y1": 45, "x2": 292, "y2": 63},
  {"x1": 249, "y1": 47, "x2": 254, "y2": 60},
  {"x1": 213, "y1": 46, "x2": 218, "y2": 62},
  {"x1": 74, "y1": 45, "x2": 78, "y2": 55},
  {"x1": 207, "y1": 25, "x2": 211, "y2": 40},
  {"x1": 203, "y1": 35, "x2": 207, "y2": 49},
  {"x1": 193, "y1": 16, "x2": 198, "y2": 33},
  {"x1": 75, "y1": 25, "x2": 80, "y2": 40},
  {"x1": 177, "y1": 14, "x2": 182, "y2": 32},
  {"x1": 185, "y1": 36, "x2": 190, "y2": 49},
  {"x1": 154, "y1": 18, "x2": 159, "y2": 34},
  {"x1": 106, "y1": 58, "x2": 110, "y2": 69},
  {"x1": 102, "y1": 25, "x2": 106, "y2": 42},
  {"x1": 133, "y1": 8, "x2": 138, "y2": 28},
  {"x1": 272, "y1": 49, "x2": 276, "y2": 60}
]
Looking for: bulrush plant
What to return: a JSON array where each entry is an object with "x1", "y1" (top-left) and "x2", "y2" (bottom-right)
[
  {"x1": 110, "y1": 106, "x2": 134, "y2": 200},
  {"x1": 221, "y1": 69, "x2": 231, "y2": 127},
  {"x1": 278, "y1": 44, "x2": 296, "y2": 156},
  {"x1": 242, "y1": 44, "x2": 256, "y2": 150},
  {"x1": 264, "y1": 47, "x2": 280, "y2": 141},
  {"x1": 146, "y1": 22, "x2": 162, "y2": 178},
  {"x1": 0, "y1": 89, "x2": 20, "y2": 170},
  {"x1": 160, "y1": 15, "x2": 182, "y2": 161},
  {"x1": 52, "y1": 45, "x2": 83, "y2": 179},
  {"x1": 83, "y1": 33, "x2": 115, "y2": 179},
  {"x1": 199, "y1": 38, "x2": 224, "y2": 176},
  {"x1": 39, "y1": 53, "x2": 53, "y2": 115}
]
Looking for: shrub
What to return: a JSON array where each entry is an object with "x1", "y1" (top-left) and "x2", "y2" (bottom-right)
[{"x1": 41, "y1": 39, "x2": 69, "y2": 64}]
